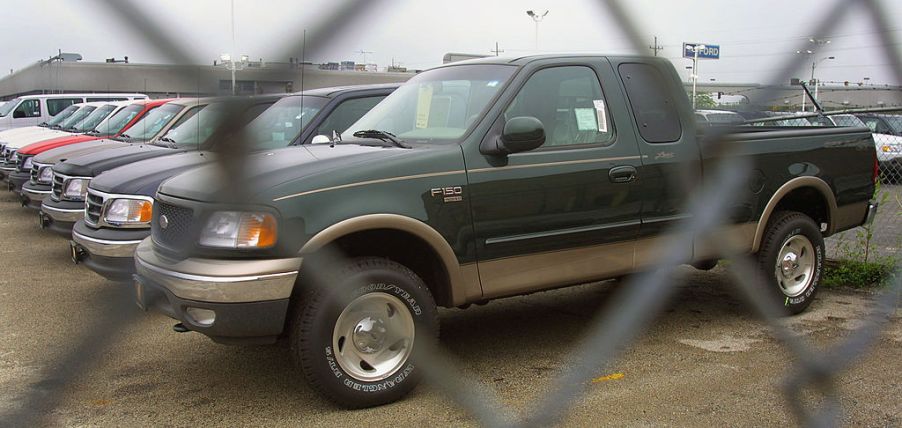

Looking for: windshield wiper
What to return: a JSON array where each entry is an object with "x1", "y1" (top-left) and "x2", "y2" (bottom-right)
[
  {"x1": 157, "y1": 136, "x2": 179, "y2": 148},
  {"x1": 351, "y1": 130, "x2": 410, "y2": 149}
]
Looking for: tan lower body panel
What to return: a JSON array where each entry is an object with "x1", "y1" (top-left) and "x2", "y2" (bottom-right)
[{"x1": 476, "y1": 222, "x2": 759, "y2": 301}]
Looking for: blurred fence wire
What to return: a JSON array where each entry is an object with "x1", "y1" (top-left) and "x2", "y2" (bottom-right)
[{"x1": 3, "y1": 0, "x2": 901, "y2": 426}]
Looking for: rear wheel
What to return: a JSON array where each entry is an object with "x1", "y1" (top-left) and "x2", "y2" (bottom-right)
[
  {"x1": 290, "y1": 257, "x2": 438, "y2": 408},
  {"x1": 756, "y1": 211, "x2": 824, "y2": 315}
]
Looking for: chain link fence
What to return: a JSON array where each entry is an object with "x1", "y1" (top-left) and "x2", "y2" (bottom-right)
[{"x1": 2, "y1": 0, "x2": 901, "y2": 426}]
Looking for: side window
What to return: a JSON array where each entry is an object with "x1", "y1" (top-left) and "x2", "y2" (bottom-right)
[
  {"x1": 169, "y1": 106, "x2": 202, "y2": 129},
  {"x1": 504, "y1": 66, "x2": 613, "y2": 148},
  {"x1": 617, "y1": 63, "x2": 683, "y2": 143},
  {"x1": 242, "y1": 102, "x2": 274, "y2": 122},
  {"x1": 315, "y1": 96, "x2": 387, "y2": 136},
  {"x1": 46, "y1": 98, "x2": 83, "y2": 116},
  {"x1": 13, "y1": 99, "x2": 41, "y2": 118}
]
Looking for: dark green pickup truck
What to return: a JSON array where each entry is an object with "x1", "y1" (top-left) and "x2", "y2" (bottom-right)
[{"x1": 134, "y1": 54, "x2": 878, "y2": 408}]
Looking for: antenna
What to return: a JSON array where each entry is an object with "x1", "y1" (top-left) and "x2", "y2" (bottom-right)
[
  {"x1": 299, "y1": 29, "x2": 306, "y2": 144},
  {"x1": 491, "y1": 42, "x2": 504, "y2": 56},
  {"x1": 356, "y1": 50, "x2": 374, "y2": 65},
  {"x1": 649, "y1": 36, "x2": 663, "y2": 56}
]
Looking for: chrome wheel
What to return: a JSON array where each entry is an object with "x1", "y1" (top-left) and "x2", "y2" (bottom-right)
[
  {"x1": 332, "y1": 292, "x2": 415, "y2": 382},
  {"x1": 774, "y1": 234, "x2": 815, "y2": 297}
]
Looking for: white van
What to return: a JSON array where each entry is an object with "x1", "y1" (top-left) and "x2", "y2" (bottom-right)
[{"x1": 0, "y1": 93, "x2": 147, "y2": 131}]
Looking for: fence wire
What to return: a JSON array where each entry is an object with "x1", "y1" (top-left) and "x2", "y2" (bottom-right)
[{"x1": 3, "y1": 0, "x2": 901, "y2": 426}]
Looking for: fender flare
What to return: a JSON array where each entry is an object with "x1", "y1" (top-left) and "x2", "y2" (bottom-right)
[
  {"x1": 752, "y1": 176, "x2": 837, "y2": 253},
  {"x1": 298, "y1": 214, "x2": 469, "y2": 305}
]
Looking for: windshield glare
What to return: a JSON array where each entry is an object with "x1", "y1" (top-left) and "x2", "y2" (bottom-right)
[
  {"x1": 58, "y1": 106, "x2": 97, "y2": 129},
  {"x1": 44, "y1": 105, "x2": 80, "y2": 126},
  {"x1": 243, "y1": 96, "x2": 326, "y2": 149},
  {"x1": 72, "y1": 105, "x2": 116, "y2": 132},
  {"x1": 0, "y1": 98, "x2": 20, "y2": 117},
  {"x1": 94, "y1": 104, "x2": 142, "y2": 135},
  {"x1": 343, "y1": 64, "x2": 516, "y2": 143},
  {"x1": 161, "y1": 104, "x2": 225, "y2": 148},
  {"x1": 123, "y1": 104, "x2": 184, "y2": 140}
]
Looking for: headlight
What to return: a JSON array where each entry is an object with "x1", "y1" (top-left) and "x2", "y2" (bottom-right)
[
  {"x1": 104, "y1": 198, "x2": 153, "y2": 225},
  {"x1": 63, "y1": 178, "x2": 89, "y2": 200},
  {"x1": 22, "y1": 156, "x2": 33, "y2": 170},
  {"x1": 198, "y1": 211, "x2": 277, "y2": 249},
  {"x1": 37, "y1": 167, "x2": 53, "y2": 183}
]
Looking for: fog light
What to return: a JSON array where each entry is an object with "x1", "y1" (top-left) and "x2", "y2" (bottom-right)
[{"x1": 185, "y1": 307, "x2": 216, "y2": 327}]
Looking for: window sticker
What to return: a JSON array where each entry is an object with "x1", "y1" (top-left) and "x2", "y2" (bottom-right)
[
  {"x1": 486, "y1": 80, "x2": 499, "y2": 87},
  {"x1": 574, "y1": 108, "x2": 598, "y2": 131},
  {"x1": 415, "y1": 85, "x2": 434, "y2": 129},
  {"x1": 593, "y1": 99, "x2": 608, "y2": 132}
]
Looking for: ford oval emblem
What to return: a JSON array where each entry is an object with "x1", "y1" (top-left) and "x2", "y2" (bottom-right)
[{"x1": 159, "y1": 214, "x2": 169, "y2": 229}]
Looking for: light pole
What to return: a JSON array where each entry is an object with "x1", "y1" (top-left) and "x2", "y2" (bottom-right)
[
  {"x1": 691, "y1": 44, "x2": 706, "y2": 110},
  {"x1": 218, "y1": 53, "x2": 250, "y2": 95},
  {"x1": 526, "y1": 10, "x2": 548, "y2": 52},
  {"x1": 796, "y1": 38, "x2": 830, "y2": 111},
  {"x1": 811, "y1": 55, "x2": 835, "y2": 103}
]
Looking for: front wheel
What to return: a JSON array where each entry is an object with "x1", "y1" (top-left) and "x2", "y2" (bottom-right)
[
  {"x1": 756, "y1": 211, "x2": 825, "y2": 315},
  {"x1": 290, "y1": 257, "x2": 439, "y2": 408}
]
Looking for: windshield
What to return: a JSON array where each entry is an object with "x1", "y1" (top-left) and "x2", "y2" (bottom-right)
[
  {"x1": 121, "y1": 103, "x2": 184, "y2": 141},
  {"x1": 57, "y1": 106, "x2": 97, "y2": 129},
  {"x1": 704, "y1": 112, "x2": 743, "y2": 124},
  {"x1": 71, "y1": 104, "x2": 117, "y2": 132},
  {"x1": 344, "y1": 64, "x2": 516, "y2": 143},
  {"x1": 93, "y1": 104, "x2": 143, "y2": 135},
  {"x1": 44, "y1": 105, "x2": 80, "y2": 126},
  {"x1": 831, "y1": 114, "x2": 866, "y2": 128},
  {"x1": 242, "y1": 95, "x2": 326, "y2": 150},
  {"x1": 882, "y1": 116, "x2": 902, "y2": 134},
  {"x1": 159, "y1": 104, "x2": 223, "y2": 149},
  {"x1": 0, "y1": 98, "x2": 20, "y2": 117}
]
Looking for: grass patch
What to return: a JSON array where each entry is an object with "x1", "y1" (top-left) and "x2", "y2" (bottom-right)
[{"x1": 822, "y1": 259, "x2": 897, "y2": 289}]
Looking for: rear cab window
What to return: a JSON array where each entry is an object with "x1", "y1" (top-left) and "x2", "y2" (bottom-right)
[
  {"x1": 617, "y1": 63, "x2": 682, "y2": 143},
  {"x1": 46, "y1": 98, "x2": 84, "y2": 116}
]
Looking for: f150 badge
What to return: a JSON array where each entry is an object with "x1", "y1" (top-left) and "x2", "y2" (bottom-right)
[{"x1": 431, "y1": 186, "x2": 463, "y2": 203}]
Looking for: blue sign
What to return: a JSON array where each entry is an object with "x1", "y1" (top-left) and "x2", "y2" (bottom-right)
[{"x1": 683, "y1": 43, "x2": 720, "y2": 60}]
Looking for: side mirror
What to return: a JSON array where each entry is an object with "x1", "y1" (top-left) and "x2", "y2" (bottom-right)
[
  {"x1": 311, "y1": 135, "x2": 331, "y2": 144},
  {"x1": 481, "y1": 116, "x2": 545, "y2": 156},
  {"x1": 12, "y1": 110, "x2": 25, "y2": 119}
]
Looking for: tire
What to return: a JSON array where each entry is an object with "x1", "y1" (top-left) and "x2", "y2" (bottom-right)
[
  {"x1": 756, "y1": 211, "x2": 824, "y2": 315},
  {"x1": 290, "y1": 256, "x2": 439, "y2": 408}
]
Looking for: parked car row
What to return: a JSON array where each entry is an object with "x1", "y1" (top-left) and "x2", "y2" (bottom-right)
[{"x1": 0, "y1": 55, "x2": 880, "y2": 409}]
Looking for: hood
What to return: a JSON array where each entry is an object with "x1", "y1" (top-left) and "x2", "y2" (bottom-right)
[
  {"x1": 53, "y1": 143, "x2": 176, "y2": 177},
  {"x1": 0, "y1": 126, "x2": 49, "y2": 140},
  {"x1": 1, "y1": 129, "x2": 73, "y2": 148},
  {"x1": 34, "y1": 139, "x2": 130, "y2": 164},
  {"x1": 18, "y1": 135, "x2": 98, "y2": 156},
  {"x1": 90, "y1": 151, "x2": 215, "y2": 196},
  {"x1": 159, "y1": 143, "x2": 425, "y2": 202}
]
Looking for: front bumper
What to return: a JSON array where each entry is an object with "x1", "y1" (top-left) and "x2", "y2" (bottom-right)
[
  {"x1": 20, "y1": 182, "x2": 50, "y2": 210},
  {"x1": 72, "y1": 221, "x2": 147, "y2": 282},
  {"x1": 133, "y1": 239, "x2": 301, "y2": 344},
  {"x1": 41, "y1": 199, "x2": 84, "y2": 236},
  {"x1": 7, "y1": 170, "x2": 28, "y2": 193}
]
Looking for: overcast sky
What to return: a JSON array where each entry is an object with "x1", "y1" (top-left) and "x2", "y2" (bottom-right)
[{"x1": 2, "y1": 0, "x2": 900, "y2": 86}]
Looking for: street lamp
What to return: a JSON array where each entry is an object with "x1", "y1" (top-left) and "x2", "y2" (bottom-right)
[
  {"x1": 526, "y1": 10, "x2": 549, "y2": 52},
  {"x1": 218, "y1": 53, "x2": 250, "y2": 95},
  {"x1": 796, "y1": 38, "x2": 831, "y2": 111}
]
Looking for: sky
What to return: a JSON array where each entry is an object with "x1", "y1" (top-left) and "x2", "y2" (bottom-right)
[{"x1": 1, "y1": 0, "x2": 900, "y2": 86}]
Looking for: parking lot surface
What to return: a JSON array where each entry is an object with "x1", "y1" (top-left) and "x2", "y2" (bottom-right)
[{"x1": 0, "y1": 191, "x2": 899, "y2": 427}]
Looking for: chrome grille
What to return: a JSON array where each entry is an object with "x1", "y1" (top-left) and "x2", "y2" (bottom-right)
[
  {"x1": 151, "y1": 201, "x2": 194, "y2": 249},
  {"x1": 51, "y1": 172, "x2": 64, "y2": 201},
  {"x1": 16, "y1": 155, "x2": 30, "y2": 172},
  {"x1": 30, "y1": 163, "x2": 39, "y2": 182},
  {"x1": 85, "y1": 190, "x2": 104, "y2": 227}
]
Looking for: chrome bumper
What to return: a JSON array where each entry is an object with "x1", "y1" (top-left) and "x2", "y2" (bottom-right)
[
  {"x1": 133, "y1": 238, "x2": 301, "y2": 303},
  {"x1": 22, "y1": 187, "x2": 50, "y2": 204},
  {"x1": 864, "y1": 200, "x2": 878, "y2": 225},
  {"x1": 72, "y1": 231, "x2": 143, "y2": 258},
  {"x1": 41, "y1": 203, "x2": 83, "y2": 222}
]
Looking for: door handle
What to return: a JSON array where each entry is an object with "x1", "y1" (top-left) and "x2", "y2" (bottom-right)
[{"x1": 609, "y1": 165, "x2": 637, "y2": 183}]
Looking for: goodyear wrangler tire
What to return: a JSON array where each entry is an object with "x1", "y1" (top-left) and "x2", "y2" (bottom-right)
[
  {"x1": 756, "y1": 211, "x2": 824, "y2": 315},
  {"x1": 290, "y1": 257, "x2": 438, "y2": 408}
]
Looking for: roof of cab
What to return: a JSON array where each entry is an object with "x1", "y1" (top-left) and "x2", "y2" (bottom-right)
[
  {"x1": 297, "y1": 83, "x2": 402, "y2": 98},
  {"x1": 436, "y1": 53, "x2": 665, "y2": 68}
]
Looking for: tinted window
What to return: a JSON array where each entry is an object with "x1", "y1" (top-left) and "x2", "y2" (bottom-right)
[
  {"x1": 244, "y1": 95, "x2": 327, "y2": 149},
  {"x1": 47, "y1": 98, "x2": 83, "y2": 116},
  {"x1": 315, "y1": 96, "x2": 386, "y2": 137},
  {"x1": 14, "y1": 99, "x2": 41, "y2": 118},
  {"x1": 505, "y1": 66, "x2": 613, "y2": 148},
  {"x1": 618, "y1": 63, "x2": 682, "y2": 143}
]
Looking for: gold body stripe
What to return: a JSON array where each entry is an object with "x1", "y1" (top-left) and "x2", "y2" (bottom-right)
[{"x1": 272, "y1": 170, "x2": 466, "y2": 201}]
